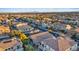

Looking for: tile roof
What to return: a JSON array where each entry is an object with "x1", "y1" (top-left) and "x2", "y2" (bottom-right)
[
  {"x1": 43, "y1": 36, "x2": 76, "y2": 51},
  {"x1": 0, "y1": 38, "x2": 20, "y2": 50},
  {"x1": 30, "y1": 32, "x2": 56, "y2": 42},
  {"x1": 30, "y1": 32, "x2": 77, "y2": 51},
  {"x1": 75, "y1": 28, "x2": 79, "y2": 32},
  {"x1": 0, "y1": 26, "x2": 10, "y2": 34},
  {"x1": 57, "y1": 37, "x2": 76, "y2": 51}
]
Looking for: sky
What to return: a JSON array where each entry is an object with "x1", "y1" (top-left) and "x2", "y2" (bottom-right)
[{"x1": 0, "y1": 8, "x2": 79, "y2": 12}]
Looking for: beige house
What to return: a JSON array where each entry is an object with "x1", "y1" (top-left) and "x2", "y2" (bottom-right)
[
  {"x1": 0, "y1": 26, "x2": 10, "y2": 34},
  {"x1": 16, "y1": 23, "x2": 34, "y2": 32},
  {"x1": 30, "y1": 32, "x2": 77, "y2": 51}
]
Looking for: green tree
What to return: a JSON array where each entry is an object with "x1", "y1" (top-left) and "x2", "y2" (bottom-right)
[{"x1": 24, "y1": 45, "x2": 35, "y2": 51}]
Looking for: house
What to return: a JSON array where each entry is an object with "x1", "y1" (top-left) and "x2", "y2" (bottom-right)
[
  {"x1": 56, "y1": 36, "x2": 77, "y2": 51},
  {"x1": 29, "y1": 29, "x2": 41, "y2": 35},
  {"x1": 15, "y1": 23, "x2": 34, "y2": 33},
  {"x1": 29, "y1": 32, "x2": 77, "y2": 51},
  {"x1": 38, "y1": 23, "x2": 48, "y2": 31},
  {"x1": 16, "y1": 22, "x2": 41, "y2": 35},
  {"x1": 0, "y1": 37, "x2": 23, "y2": 51},
  {"x1": 0, "y1": 34, "x2": 10, "y2": 41},
  {"x1": 65, "y1": 24, "x2": 72, "y2": 30},
  {"x1": 0, "y1": 26, "x2": 11, "y2": 41},
  {"x1": 75, "y1": 28, "x2": 79, "y2": 33},
  {"x1": 0, "y1": 25, "x2": 10, "y2": 34},
  {"x1": 52, "y1": 23, "x2": 66, "y2": 31}
]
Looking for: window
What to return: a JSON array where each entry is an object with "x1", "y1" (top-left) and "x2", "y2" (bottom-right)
[
  {"x1": 70, "y1": 47, "x2": 72, "y2": 50},
  {"x1": 39, "y1": 48, "x2": 42, "y2": 51},
  {"x1": 42, "y1": 44, "x2": 44, "y2": 47},
  {"x1": 33, "y1": 44, "x2": 35, "y2": 46},
  {"x1": 39, "y1": 42, "x2": 41, "y2": 45},
  {"x1": 13, "y1": 49, "x2": 16, "y2": 51},
  {"x1": 44, "y1": 45, "x2": 46, "y2": 47},
  {"x1": 78, "y1": 43, "x2": 79, "y2": 46},
  {"x1": 11, "y1": 47, "x2": 13, "y2": 49},
  {"x1": 8, "y1": 48, "x2": 11, "y2": 50},
  {"x1": 36, "y1": 45, "x2": 38, "y2": 47},
  {"x1": 5, "y1": 49, "x2": 8, "y2": 51}
]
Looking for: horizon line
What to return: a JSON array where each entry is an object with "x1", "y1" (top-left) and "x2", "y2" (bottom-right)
[{"x1": 0, "y1": 8, "x2": 79, "y2": 12}]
